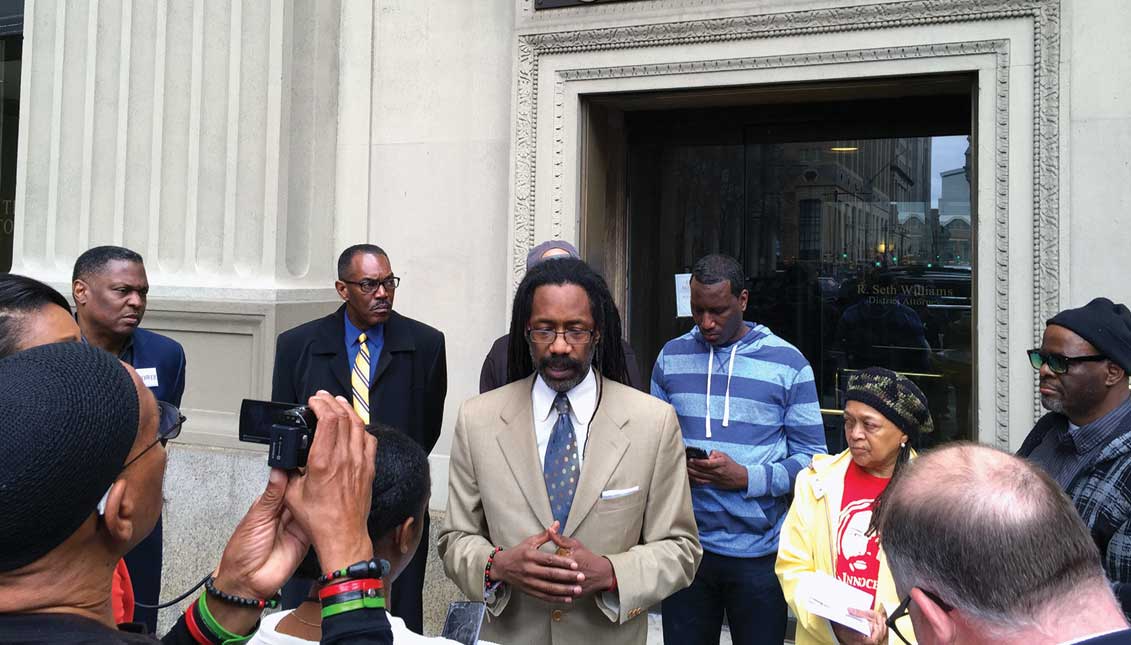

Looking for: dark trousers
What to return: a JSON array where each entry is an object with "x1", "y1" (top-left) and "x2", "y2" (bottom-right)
[
  {"x1": 281, "y1": 515, "x2": 429, "y2": 634},
  {"x1": 661, "y1": 550, "x2": 786, "y2": 645},
  {"x1": 124, "y1": 515, "x2": 163, "y2": 634}
]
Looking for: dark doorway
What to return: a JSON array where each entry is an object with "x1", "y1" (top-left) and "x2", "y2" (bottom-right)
[{"x1": 583, "y1": 75, "x2": 976, "y2": 449}]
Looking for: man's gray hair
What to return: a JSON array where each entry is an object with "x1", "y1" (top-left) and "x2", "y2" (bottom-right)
[{"x1": 876, "y1": 443, "x2": 1107, "y2": 632}]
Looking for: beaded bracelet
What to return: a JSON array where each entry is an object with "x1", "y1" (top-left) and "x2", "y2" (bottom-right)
[
  {"x1": 317, "y1": 558, "x2": 390, "y2": 585},
  {"x1": 203, "y1": 576, "x2": 280, "y2": 610},
  {"x1": 484, "y1": 546, "x2": 504, "y2": 591}
]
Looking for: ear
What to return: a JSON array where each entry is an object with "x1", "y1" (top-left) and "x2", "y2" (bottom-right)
[
  {"x1": 1105, "y1": 361, "x2": 1127, "y2": 387},
  {"x1": 99, "y1": 479, "x2": 137, "y2": 547},
  {"x1": 334, "y1": 280, "x2": 349, "y2": 302},
  {"x1": 72, "y1": 280, "x2": 88, "y2": 306},
  {"x1": 394, "y1": 515, "x2": 418, "y2": 555},
  {"x1": 738, "y1": 288, "x2": 750, "y2": 312},
  {"x1": 910, "y1": 587, "x2": 957, "y2": 644}
]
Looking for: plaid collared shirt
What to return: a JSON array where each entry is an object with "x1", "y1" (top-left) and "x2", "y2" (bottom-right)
[{"x1": 1020, "y1": 402, "x2": 1131, "y2": 616}]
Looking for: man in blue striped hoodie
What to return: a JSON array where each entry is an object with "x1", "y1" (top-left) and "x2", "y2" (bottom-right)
[{"x1": 652, "y1": 254, "x2": 827, "y2": 645}]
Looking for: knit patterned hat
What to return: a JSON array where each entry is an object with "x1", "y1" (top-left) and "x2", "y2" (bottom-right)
[
  {"x1": 845, "y1": 367, "x2": 934, "y2": 438},
  {"x1": 0, "y1": 342, "x2": 139, "y2": 572}
]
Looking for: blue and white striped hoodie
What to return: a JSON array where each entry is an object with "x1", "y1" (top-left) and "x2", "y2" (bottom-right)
[{"x1": 651, "y1": 321, "x2": 827, "y2": 558}]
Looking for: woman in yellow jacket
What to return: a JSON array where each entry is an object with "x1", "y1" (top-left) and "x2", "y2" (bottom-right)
[{"x1": 776, "y1": 368, "x2": 933, "y2": 645}]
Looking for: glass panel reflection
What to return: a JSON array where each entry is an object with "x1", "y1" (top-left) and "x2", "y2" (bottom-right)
[{"x1": 628, "y1": 132, "x2": 973, "y2": 450}]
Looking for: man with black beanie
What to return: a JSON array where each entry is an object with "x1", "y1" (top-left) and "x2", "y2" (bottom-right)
[
  {"x1": 1018, "y1": 297, "x2": 1131, "y2": 616},
  {"x1": 0, "y1": 343, "x2": 394, "y2": 644}
]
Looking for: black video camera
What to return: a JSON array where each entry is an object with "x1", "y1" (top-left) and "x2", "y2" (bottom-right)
[{"x1": 239, "y1": 399, "x2": 317, "y2": 469}]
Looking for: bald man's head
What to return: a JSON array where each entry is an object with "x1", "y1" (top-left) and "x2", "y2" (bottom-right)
[{"x1": 876, "y1": 443, "x2": 1106, "y2": 630}]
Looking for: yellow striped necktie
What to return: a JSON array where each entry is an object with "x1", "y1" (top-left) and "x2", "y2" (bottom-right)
[{"x1": 352, "y1": 332, "x2": 371, "y2": 424}]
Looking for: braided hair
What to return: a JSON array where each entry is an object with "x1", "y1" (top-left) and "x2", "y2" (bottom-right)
[{"x1": 505, "y1": 257, "x2": 629, "y2": 386}]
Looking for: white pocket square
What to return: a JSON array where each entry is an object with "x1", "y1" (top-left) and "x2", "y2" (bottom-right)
[{"x1": 600, "y1": 486, "x2": 640, "y2": 500}]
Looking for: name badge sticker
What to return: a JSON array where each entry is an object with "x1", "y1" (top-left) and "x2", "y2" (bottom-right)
[{"x1": 137, "y1": 367, "x2": 160, "y2": 389}]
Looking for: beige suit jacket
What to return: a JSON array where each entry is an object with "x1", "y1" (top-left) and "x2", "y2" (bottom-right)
[{"x1": 438, "y1": 375, "x2": 701, "y2": 645}]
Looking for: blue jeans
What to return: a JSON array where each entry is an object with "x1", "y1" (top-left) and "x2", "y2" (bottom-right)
[{"x1": 662, "y1": 550, "x2": 787, "y2": 645}]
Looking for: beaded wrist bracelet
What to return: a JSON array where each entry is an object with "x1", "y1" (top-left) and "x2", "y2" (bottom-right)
[
  {"x1": 484, "y1": 546, "x2": 504, "y2": 591},
  {"x1": 203, "y1": 576, "x2": 280, "y2": 610},
  {"x1": 317, "y1": 558, "x2": 390, "y2": 585}
]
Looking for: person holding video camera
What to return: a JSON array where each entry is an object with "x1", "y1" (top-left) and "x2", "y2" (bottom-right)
[
  {"x1": 248, "y1": 427, "x2": 496, "y2": 645},
  {"x1": 0, "y1": 342, "x2": 393, "y2": 644}
]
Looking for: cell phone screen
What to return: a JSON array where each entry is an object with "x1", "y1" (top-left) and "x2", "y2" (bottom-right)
[{"x1": 441, "y1": 601, "x2": 486, "y2": 645}]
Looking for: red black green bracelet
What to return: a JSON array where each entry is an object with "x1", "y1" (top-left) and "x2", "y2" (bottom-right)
[
  {"x1": 484, "y1": 546, "x2": 504, "y2": 591},
  {"x1": 319, "y1": 577, "x2": 385, "y2": 619},
  {"x1": 184, "y1": 594, "x2": 257, "y2": 644}
]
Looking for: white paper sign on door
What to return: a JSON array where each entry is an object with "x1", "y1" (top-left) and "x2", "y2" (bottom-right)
[{"x1": 674, "y1": 273, "x2": 692, "y2": 318}]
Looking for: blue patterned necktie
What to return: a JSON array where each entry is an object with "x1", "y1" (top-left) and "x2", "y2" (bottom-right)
[{"x1": 544, "y1": 392, "x2": 580, "y2": 527}]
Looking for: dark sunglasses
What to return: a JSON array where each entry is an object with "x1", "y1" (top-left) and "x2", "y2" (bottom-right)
[
  {"x1": 121, "y1": 401, "x2": 186, "y2": 470},
  {"x1": 886, "y1": 589, "x2": 952, "y2": 645},
  {"x1": 1026, "y1": 349, "x2": 1107, "y2": 375}
]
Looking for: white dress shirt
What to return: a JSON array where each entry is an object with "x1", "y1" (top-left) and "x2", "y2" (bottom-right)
[{"x1": 532, "y1": 368, "x2": 597, "y2": 469}]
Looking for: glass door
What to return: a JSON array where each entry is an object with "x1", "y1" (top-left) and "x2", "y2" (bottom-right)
[{"x1": 622, "y1": 84, "x2": 974, "y2": 449}]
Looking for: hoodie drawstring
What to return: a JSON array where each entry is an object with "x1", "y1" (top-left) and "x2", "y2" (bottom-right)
[
  {"x1": 705, "y1": 343, "x2": 739, "y2": 438},
  {"x1": 723, "y1": 343, "x2": 737, "y2": 427}
]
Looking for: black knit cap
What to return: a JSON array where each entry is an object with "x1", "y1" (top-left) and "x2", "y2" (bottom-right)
[
  {"x1": 1047, "y1": 297, "x2": 1131, "y2": 374},
  {"x1": 845, "y1": 367, "x2": 934, "y2": 439},
  {"x1": 0, "y1": 342, "x2": 139, "y2": 572}
]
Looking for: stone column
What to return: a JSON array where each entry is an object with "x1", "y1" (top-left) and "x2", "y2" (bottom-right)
[{"x1": 12, "y1": 0, "x2": 374, "y2": 446}]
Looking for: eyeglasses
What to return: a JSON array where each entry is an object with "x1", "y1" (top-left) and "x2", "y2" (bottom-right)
[
  {"x1": 886, "y1": 589, "x2": 952, "y2": 645},
  {"x1": 97, "y1": 401, "x2": 185, "y2": 516},
  {"x1": 341, "y1": 276, "x2": 400, "y2": 294},
  {"x1": 121, "y1": 401, "x2": 186, "y2": 470},
  {"x1": 1026, "y1": 349, "x2": 1107, "y2": 375},
  {"x1": 526, "y1": 329, "x2": 596, "y2": 346}
]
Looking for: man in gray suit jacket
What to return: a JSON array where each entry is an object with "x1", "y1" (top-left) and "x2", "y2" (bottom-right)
[{"x1": 439, "y1": 257, "x2": 701, "y2": 645}]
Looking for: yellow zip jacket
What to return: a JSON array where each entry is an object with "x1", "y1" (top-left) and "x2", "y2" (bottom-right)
[{"x1": 775, "y1": 450, "x2": 916, "y2": 644}]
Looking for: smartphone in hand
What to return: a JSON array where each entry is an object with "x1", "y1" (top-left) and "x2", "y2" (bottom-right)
[{"x1": 685, "y1": 446, "x2": 709, "y2": 460}]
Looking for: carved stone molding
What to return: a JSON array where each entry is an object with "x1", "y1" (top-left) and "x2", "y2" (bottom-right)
[{"x1": 511, "y1": 0, "x2": 1060, "y2": 445}]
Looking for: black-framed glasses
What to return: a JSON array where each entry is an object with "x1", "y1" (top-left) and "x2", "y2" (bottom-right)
[
  {"x1": 887, "y1": 589, "x2": 953, "y2": 645},
  {"x1": 341, "y1": 276, "x2": 400, "y2": 294},
  {"x1": 121, "y1": 401, "x2": 186, "y2": 470},
  {"x1": 98, "y1": 401, "x2": 185, "y2": 516},
  {"x1": 1027, "y1": 349, "x2": 1107, "y2": 374},
  {"x1": 526, "y1": 328, "x2": 596, "y2": 346}
]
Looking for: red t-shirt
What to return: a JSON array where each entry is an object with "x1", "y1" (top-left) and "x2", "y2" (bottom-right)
[{"x1": 834, "y1": 461, "x2": 890, "y2": 600}]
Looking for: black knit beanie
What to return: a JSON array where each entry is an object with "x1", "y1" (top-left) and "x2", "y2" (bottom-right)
[
  {"x1": 0, "y1": 343, "x2": 139, "y2": 572},
  {"x1": 845, "y1": 367, "x2": 934, "y2": 439},
  {"x1": 1047, "y1": 297, "x2": 1131, "y2": 374}
]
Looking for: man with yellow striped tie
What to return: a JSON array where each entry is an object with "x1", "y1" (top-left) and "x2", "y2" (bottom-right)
[{"x1": 272, "y1": 243, "x2": 448, "y2": 633}]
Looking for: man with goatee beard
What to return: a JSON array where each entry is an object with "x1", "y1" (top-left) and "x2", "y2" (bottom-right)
[
  {"x1": 271, "y1": 243, "x2": 447, "y2": 632},
  {"x1": 439, "y1": 257, "x2": 701, "y2": 645},
  {"x1": 1018, "y1": 297, "x2": 1131, "y2": 617}
]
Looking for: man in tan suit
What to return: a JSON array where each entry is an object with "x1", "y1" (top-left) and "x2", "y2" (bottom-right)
[{"x1": 439, "y1": 257, "x2": 701, "y2": 644}]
